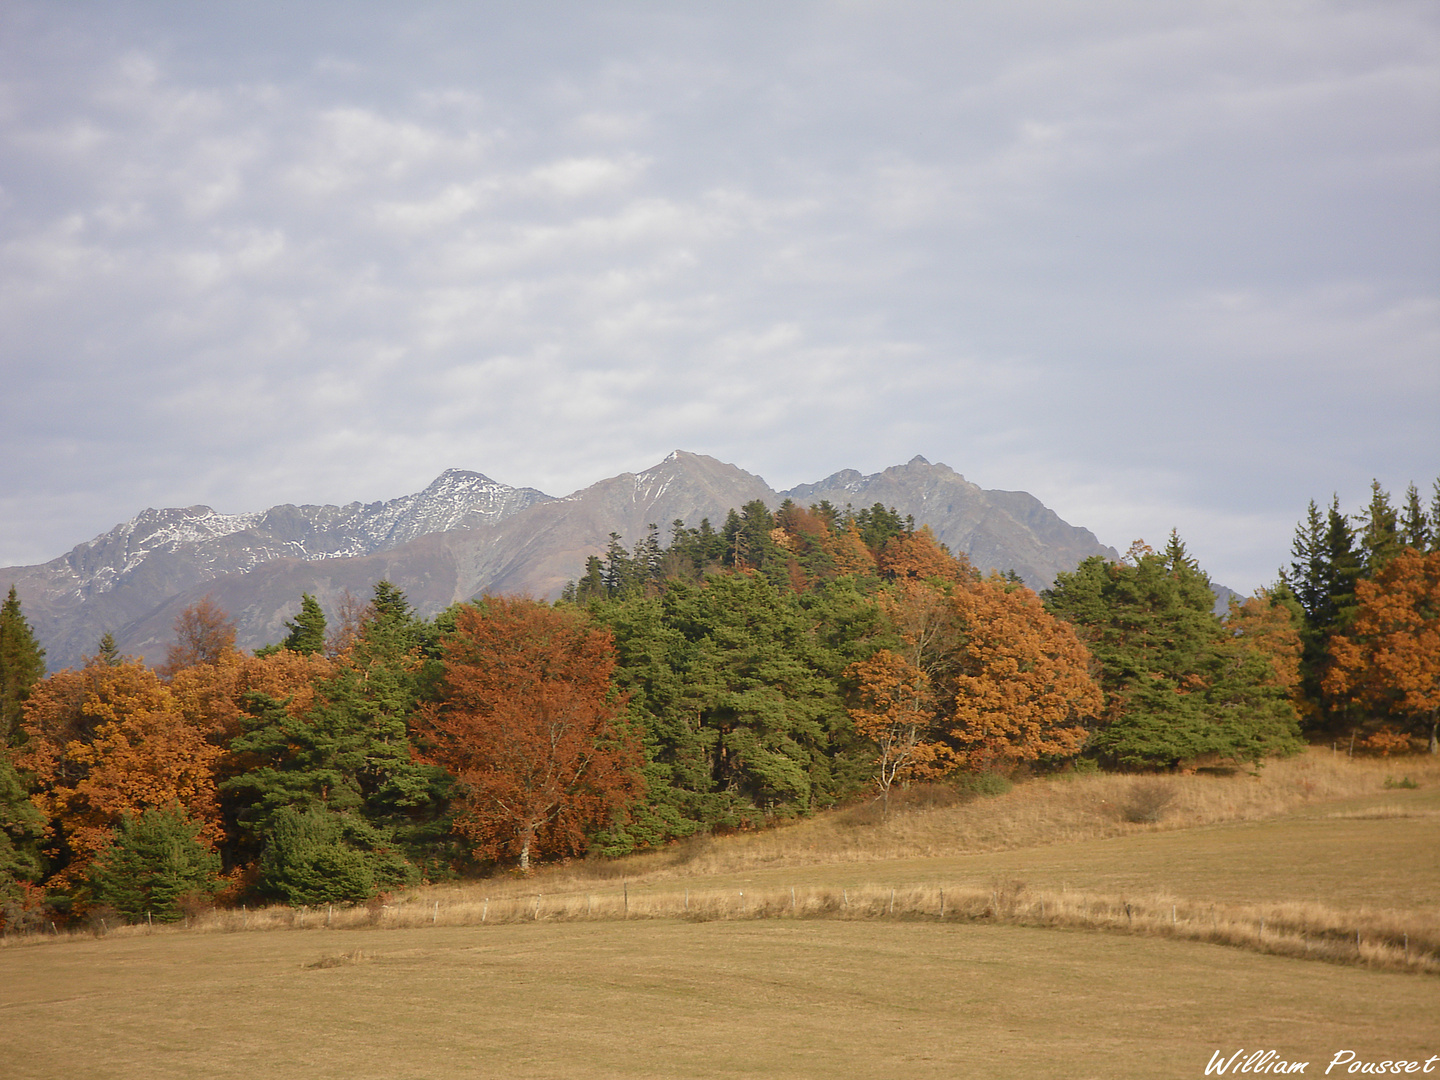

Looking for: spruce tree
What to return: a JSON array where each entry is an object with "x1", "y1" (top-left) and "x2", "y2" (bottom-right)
[
  {"x1": 1044, "y1": 535, "x2": 1301, "y2": 768},
  {"x1": 0, "y1": 586, "x2": 45, "y2": 747},
  {"x1": 1400, "y1": 482, "x2": 1432, "y2": 552},
  {"x1": 1358, "y1": 480, "x2": 1402, "y2": 574},
  {"x1": 282, "y1": 594, "x2": 327, "y2": 656}
]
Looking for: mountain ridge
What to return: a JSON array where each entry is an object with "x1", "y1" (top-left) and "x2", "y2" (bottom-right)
[{"x1": 4, "y1": 452, "x2": 1120, "y2": 670}]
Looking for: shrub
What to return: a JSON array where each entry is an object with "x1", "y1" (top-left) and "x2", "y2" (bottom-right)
[
  {"x1": 952, "y1": 772, "x2": 1013, "y2": 799},
  {"x1": 87, "y1": 807, "x2": 222, "y2": 923},
  {"x1": 258, "y1": 809, "x2": 417, "y2": 906},
  {"x1": 1120, "y1": 779, "x2": 1177, "y2": 824}
]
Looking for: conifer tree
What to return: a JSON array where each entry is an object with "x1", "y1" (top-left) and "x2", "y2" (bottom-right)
[
  {"x1": 1400, "y1": 483, "x2": 1431, "y2": 552},
  {"x1": 1359, "y1": 480, "x2": 1402, "y2": 574},
  {"x1": 0, "y1": 586, "x2": 45, "y2": 747},
  {"x1": 281, "y1": 594, "x2": 327, "y2": 656},
  {"x1": 1045, "y1": 534, "x2": 1301, "y2": 768}
]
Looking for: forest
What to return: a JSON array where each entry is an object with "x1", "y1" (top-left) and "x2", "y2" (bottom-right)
[{"x1": 0, "y1": 481, "x2": 1435, "y2": 929}]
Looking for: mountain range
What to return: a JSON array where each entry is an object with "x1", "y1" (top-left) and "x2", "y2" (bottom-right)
[{"x1": 3, "y1": 452, "x2": 1121, "y2": 671}]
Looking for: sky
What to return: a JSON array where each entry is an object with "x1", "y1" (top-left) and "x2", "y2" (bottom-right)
[{"x1": 2, "y1": 1, "x2": 1436, "y2": 595}]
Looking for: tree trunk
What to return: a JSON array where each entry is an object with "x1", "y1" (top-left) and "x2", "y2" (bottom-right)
[{"x1": 1429, "y1": 716, "x2": 1437, "y2": 755}]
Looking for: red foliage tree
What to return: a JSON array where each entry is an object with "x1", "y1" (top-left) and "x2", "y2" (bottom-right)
[
  {"x1": 159, "y1": 596, "x2": 238, "y2": 677},
  {"x1": 416, "y1": 598, "x2": 644, "y2": 870}
]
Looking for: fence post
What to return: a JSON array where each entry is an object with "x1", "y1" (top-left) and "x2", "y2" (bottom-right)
[
  {"x1": 889, "y1": 889, "x2": 895, "y2": 915},
  {"x1": 791, "y1": 887, "x2": 796, "y2": 911},
  {"x1": 433, "y1": 901, "x2": 438, "y2": 925},
  {"x1": 939, "y1": 889, "x2": 945, "y2": 919},
  {"x1": 623, "y1": 883, "x2": 629, "y2": 918},
  {"x1": 684, "y1": 889, "x2": 688, "y2": 912},
  {"x1": 482, "y1": 898, "x2": 488, "y2": 924}
]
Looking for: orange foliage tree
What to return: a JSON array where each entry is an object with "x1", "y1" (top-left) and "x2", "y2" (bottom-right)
[
  {"x1": 947, "y1": 578, "x2": 1101, "y2": 769},
  {"x1": 1324, "y1": 548, "x2": 1440, "y2": 753},
  {"x1": 877, "y1": 527, "x2": 975, "y2": 584},
  {"x1": 416, "y1": 598, "x2": 644, "y2": 871},
  {"x1": 168, "y1": 649, "x2": 336, "y2": 745},
  {"x1": 17, "y1": 659, "x2": 223, "y2": 885},
  {"x1": 845, "y1": 648, "x2": 952, "y2": 813}
]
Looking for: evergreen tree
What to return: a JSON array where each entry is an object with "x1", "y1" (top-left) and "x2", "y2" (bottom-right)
[
  {"x1": 0, "y1": 586, "x2": 45, "y2": 747},
  {"x1": 1044, "y1": 535, "x2": 1301, "y2": 768},
  {"x1": 96, "y1": 633, "x2": 122, "y2": 666},
  {"x1": 257, "y1": 807, "x2": 415, "y2": 906},
  {"x1": 1358, "y1": 480, "x2": 1402, "y2": 574},
  {"x1": 1400, "y1": 482, "x2": 1432, "y2": 552},
  {"x1": 87, "y1": 806, "x2": 221, "y2": 922},
  {"x1": 281, "y1": 594, "x2": 327, "y2": 656},
  {"x1": 0, "y1": 748, "x2": 47, "y2": 929}
]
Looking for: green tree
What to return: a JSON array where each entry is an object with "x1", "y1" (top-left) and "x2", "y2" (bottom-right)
[
  {"x1": 0, "y1": 586, "x2": 45, "y2": 747},
  {"x1": 96, "y1": 633, "x2": 122, "y2": 666},
  {"x1": 256, "y1": 807, "x2": 414, "y2": 906},
  {"x1": 1358, "y1": 480, "x2": 1402, "y2": 575},
  {"x1": 86, "y1": 806, "x2": 221, "y2": 922},
  {"x1": 0, "y1": 749, "x2": 47, "y2": 930},
  {"x1": 282, "y1": 594, "x2": 327, "y2": 656},
  {"x1": 1045, "y1": 534, "x2": 1301, "y2": 768},
  {"x1": 1400, "y1": 483, "x2": 1432, "y2": 552}
]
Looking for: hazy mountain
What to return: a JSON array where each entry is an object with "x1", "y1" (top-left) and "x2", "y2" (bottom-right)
[{"x1": 4, "y1": 452, "x2": 1120, "y2": 670}]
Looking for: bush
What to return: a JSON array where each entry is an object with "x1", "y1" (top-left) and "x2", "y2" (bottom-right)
[
  {"x1": 1120, "y1": 779, "x2": 1177, "y2": 824},
  {"x1": 87, "y1": 807, "x2": 222, "y2": 923},
  {"x1": 952, "y1": 772, "x2": 1013, "y2": 799},
  {"x1": 258, "y1": 809, "x2": 417, "y2": 906}
]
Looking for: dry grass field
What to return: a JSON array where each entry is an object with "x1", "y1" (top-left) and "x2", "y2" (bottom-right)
[{"x1": 4, "y1": 749, "x2": 1439, "y2": 1078}]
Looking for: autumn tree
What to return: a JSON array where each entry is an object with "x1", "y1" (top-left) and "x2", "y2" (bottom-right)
[
  {"x1": 16, "y1": 658, "x2": 222, "y2": 886},
  {"x1": 1324, "y1": 548, "x2": 1440, "y2": 753},
  {"x1": 1226, "y1": 590, "x2": 1306, "y2": 718},
  {"x1": 846, "y1": 648, "x2": 949, "y2": 813},
  {"x1": 160, "y1": 596, "x2": 238, "y2": 676},
  {"x1": 417, "y1": 598, "x2": 643, "y2": 871},
  {"x1": 0, "y1": 585, "x2": 45, "y2": 746},
  {"x1": 947, "y1": 577, "x2": 1101, "y2": 769}
]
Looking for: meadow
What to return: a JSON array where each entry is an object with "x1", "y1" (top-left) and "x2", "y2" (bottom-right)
[{"x1": 4, "y1": 749, "x2": 1438, "y2": 1079}]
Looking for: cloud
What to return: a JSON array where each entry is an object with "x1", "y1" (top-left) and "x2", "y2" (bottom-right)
[{"x1": 0, "y1": 0, "x2": 1435, "y2": 597}]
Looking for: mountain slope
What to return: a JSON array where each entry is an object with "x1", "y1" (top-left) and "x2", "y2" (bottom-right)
[{"x1": 4, "y1": 453, "x2": 1118, "y2": 669}]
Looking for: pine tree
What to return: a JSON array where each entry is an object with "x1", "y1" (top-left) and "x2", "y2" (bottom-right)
[
  {"x1": 1044, "y1": 536, "x2": 1301, "y2": 768},
  {"x1": 87, "y1": 806, "x2": 222, "y2": 922},
  {"x1": 96, "y1": 633, "x2": 122, "y2": 666},
  {"x1": 0, "y1": 586, "x2": 45, "y2": 747},
  {"x1": 281, "y1": 594, "x2": 327, "y2": 656}
]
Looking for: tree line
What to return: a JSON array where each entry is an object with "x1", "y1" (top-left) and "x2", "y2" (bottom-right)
[{"x1": 0, "y1": 483, "x2": 1434, "y2": 929}]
